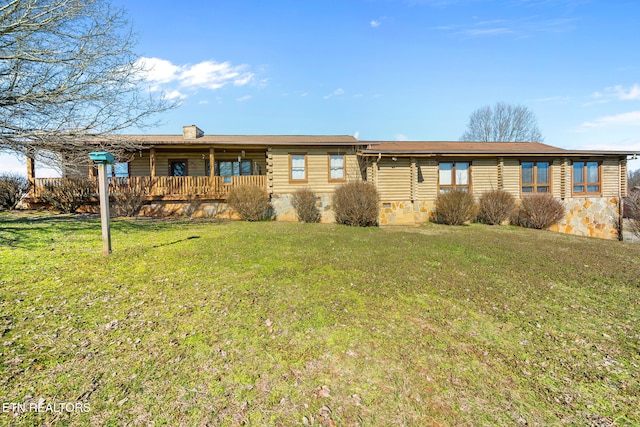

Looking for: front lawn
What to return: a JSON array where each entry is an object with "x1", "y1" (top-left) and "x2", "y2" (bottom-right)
[{"x1": 1, "y1": 212, "x2": 638, "y2": 426}]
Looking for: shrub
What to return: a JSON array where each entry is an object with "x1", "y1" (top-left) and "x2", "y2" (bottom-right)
[
  {"x1": 515, "y1": 193, "x2": 565, "y2": 230},
  {"x1": 40, "y1": 178, "x2": 95, "y2": 213},
  {"x1": 227, "y1": 185, "x2": 271, "y2": 221},
  {"x1": 433, "y1": 190, "x2": 477, "y2": 225},
  {"x1": 292, "y1": 188, "x2": 321, "y2": 223},
  {"x1": 625, "y1": 191, "x2": 640, "y2": 239},
  {"x1": 0, "y1": 174, "x2": 29, "y2": 210},
  {"x1": 111, "y1": 184, "x2": 148, "y2": 217},
  {"x1": 333, "y1": 182, "x2": 379, "y2": 227},
  {"x1": 478, "y1": 189, "x2": 516, "y2": 225}
]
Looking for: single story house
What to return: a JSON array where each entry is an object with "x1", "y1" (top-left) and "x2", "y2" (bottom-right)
[{"x1": 27, "y1": 125, "x2": 635, "y2": 239}]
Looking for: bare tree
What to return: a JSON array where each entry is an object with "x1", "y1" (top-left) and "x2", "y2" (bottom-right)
[
  {"x1": 460, "y1": 102, "x2": 543, "y2": 142},
  {"x1": 0, "y1": 0, "x2": 174, "y2": 168},
  {"x1": 628, "y1": 168, "x2": 640, "y2": 189}
]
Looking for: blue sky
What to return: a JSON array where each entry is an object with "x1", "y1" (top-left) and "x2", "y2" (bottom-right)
[{"x1": 3, "y1": 0, "x2": 640, "y2": 175}]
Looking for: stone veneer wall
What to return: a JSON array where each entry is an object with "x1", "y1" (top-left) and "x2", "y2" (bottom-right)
[
  {"x1": 378, "y1": 201, "x2": 434, "y2": 225},
  {"x1": 549, "y1": 197, "x2": 620, "y2": 240},
  {"x1": 270, "y1": 193, "x2": 336, "y2": 223},
  {"x1": 135, "y1": 195, "x2": 621, "y2": 241}
]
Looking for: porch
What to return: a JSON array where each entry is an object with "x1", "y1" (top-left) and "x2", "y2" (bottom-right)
[{"x1": 30, "y1": 175, "x2": 268, "y2": 201}]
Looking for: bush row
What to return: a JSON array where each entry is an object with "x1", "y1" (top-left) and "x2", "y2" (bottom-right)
[
  {"x1": 434, "y1": 189, "x2": 566, "y2": 230},
  {"x1": 228, "y1": 182, "x2": 380, "y2": 226},
  {"x1": 19, "y1": 177, "x2": 567, "y2": 231}
]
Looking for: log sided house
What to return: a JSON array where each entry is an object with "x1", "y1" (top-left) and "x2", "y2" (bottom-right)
[{"x1": 27, "y1": 125, "x2": 635, "y2": 239}]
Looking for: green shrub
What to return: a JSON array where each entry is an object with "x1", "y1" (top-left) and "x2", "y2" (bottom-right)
[
  {"x1": 333, "y1": 182, "x2": 379, "y2": 227},
  {"x1": 227, "y1": 185, "x2": 271, "y2": 221},
  {"x1": 515, "y1": 193, "x2": 565, "y2": 230},
  {"x1": 478, "y1": 189, "x2": 516, "y2": 225},
  {"x1": 40, "y1": 178, "x2": 95, "y2": 213},
  {"x1": 0, "y1": 174, "x2": 29, "y2": 210},
  {"x1": 434, "y1": 190, "x2": 477, "y2": 225},
  {"x1": 292, "y1": 188, "x2": 321, "y2": 223}
]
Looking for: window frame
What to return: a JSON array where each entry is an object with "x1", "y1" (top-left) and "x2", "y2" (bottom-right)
[
  {"x1": 205, "y1": 159, "x2": 253, "y2": 180},
  {"x1": 289, "y1": 153, "x2": 308, "y2": 184},
  {"x1": 572, "y1": 160, "x2": 601, "y2": 196},
  {"x1": 168, "y1": 159, "x2": 188, "y2": 177},
  {"x1": 328, "y1": 153, "x2": 346, "y2": 183},
  {"x1": 107, "y1": 162, "x2": 129, "y2": 178},
  {"x1": 438, "y1": 161, "x2": 471, "y2": 193},
  {"x1": 520, "y1": 161, "x2": 551, "y2": 194}
]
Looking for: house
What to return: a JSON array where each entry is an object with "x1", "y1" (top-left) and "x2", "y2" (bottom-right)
[{"x1": 27, "y1": 125, "x2": 635, "y2": 239}]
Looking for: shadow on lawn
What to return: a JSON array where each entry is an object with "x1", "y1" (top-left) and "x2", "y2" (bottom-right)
[
  {"x1": 0, "y1": 212, "x2": 200, "y2": 249},
  {"x1": 151, "y1": 235, "x2": 201, "y2": 248},
  {"x1": 0, "y1": 211, "x2": 212, "y2": 249},
  {"x1": 0, "y1": 213, "x2": 98, "y2": 249}
]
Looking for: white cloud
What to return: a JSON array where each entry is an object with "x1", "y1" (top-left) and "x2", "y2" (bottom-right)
[
  {"x1": 233, "y1": 73, "x2": 256, "y2": 87},
  {"x1": 236, "y1": 95, "x2": 252, "y2": 102},
  {"x1": 435, "y1": 16, "x2": 576, "y2": 38},
  {"x1": 354, "y1": 131, "x2": 360, "y2": 139},
  {"x1": 591, "y1": 84, "x2": 640, "y2": 102},
  {"x1": 579, "y1": 111, "x2": 640, "y2": 129},
  {"x1": 138, "y1": 57, "x2": 181, "y2": 86},
  {"x1": 136, "y1": 57, "x2": 256, "y2": 98},
  {"x1": 164, "y1": 90, "x2": 187, "y2": 100},
  {"x1": 395, "y1": 134, "x2": 409, "y2": 141},
  {"x1": 323, "y1": 88, "x2": 345, "y2": 99},
  {"x1": 370, "y1": 20, "x2": 381, "y2": 28},
  {"x1": 613, "y1": 83, "x2": 640, "y2": 101}
]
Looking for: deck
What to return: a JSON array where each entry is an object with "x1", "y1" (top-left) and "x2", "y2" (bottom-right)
[{"x1": 30, "y1": 175, "x2": 268, "y2": 201}]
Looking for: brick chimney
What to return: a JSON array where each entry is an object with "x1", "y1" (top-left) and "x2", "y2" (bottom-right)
[{"x1": 183, "y1": 125, "x2": 204, "y2": 139}]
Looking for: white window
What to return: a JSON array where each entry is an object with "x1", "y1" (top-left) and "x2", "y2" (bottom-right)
[
  {"x1": 290, "y1": 154, "x2": 307, "y2": 182},
  {"x1": 329, "y1": 154, "x2": 345, "y2": 181},
  {"x1": 439, "y1": 162, "x2": 470, "y2": 192}
]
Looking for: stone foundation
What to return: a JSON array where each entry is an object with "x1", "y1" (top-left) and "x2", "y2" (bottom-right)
[
  {"x1": 549, "y1": 197, "x2": 620, "y2": 240},
  {"x1": 26, "y1": 193, "x2": 623, "y2": 240},
  {"x1": 379, "y1": 201, "x2": 434, "y2": 225},
  {"x1": 270, "y1": 193, "x2": 335, "y2": 223}
]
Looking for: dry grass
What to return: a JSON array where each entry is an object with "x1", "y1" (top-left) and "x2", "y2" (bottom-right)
[{"x1": 0, "y1": 212, "x2": 639, "y2": 426}]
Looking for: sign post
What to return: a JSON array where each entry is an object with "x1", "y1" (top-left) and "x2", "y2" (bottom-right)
[{"x1": 89, "y1": 152, "x2": 115, "y2": 255}]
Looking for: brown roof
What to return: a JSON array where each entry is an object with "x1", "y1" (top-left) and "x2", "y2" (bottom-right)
[
  {"x1": 360, "y1": 141, "x2": 634, "y2": 157},
  {"x1": 101, "y1": 132, "x2": 635, "y2": 157},
  {"x1": 119, "y1": 134, "x2": 360, "y2": 146}
]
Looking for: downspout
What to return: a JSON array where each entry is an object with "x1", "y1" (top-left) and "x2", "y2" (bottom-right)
[
  {"x1": 618, "y1": 157, "x2": 626, "y2": 241},
  {"x1": 374, "y1": 152, "x2": 382, "y2": 189}
]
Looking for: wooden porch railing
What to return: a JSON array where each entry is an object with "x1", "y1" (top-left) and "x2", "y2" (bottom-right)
[{"x1": 31, "y1": 175, "x2": 267, "y2": 199}]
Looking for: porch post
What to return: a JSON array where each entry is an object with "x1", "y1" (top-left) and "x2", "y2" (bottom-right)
[
  {"x1": 149, "y1": 147, "x2": 156, "y2": 179},
  {"x1": 209, "y1": 147, "x2": 215, "y2": 195},
  {"x1": 26, "y1": 156, "x2": 35, "y2": 188}
]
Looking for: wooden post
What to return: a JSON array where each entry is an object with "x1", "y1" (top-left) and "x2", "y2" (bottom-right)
[
  {"x1": 149, "y1": 148, "x2": 157, "y2": 196},
  {"x1": 209, "y1": 147, "x2": 215, "y2": 195},
  {"x1": 150, "y1": 148, "x2": 156, "y2": 179},
  {"x1": 90, "y1": 152, "x2": 114, "y2": 256},
  {"x1": 26, "y1": 156, "x2": 35, "y2": 188},
  {"x1": 96, "y1": 163, "x2": 111, "y2": 255}
]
